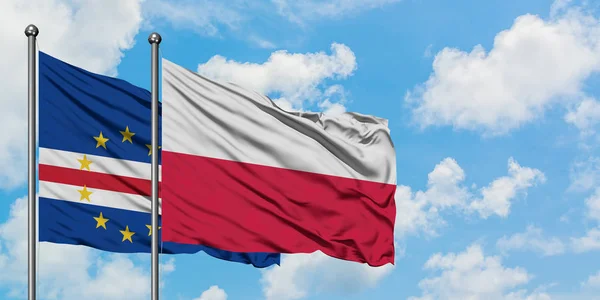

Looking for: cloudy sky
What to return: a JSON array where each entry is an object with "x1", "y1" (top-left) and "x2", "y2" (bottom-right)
[{"x1": 2, "y1": 0, "x2": 600, "y2": 299}]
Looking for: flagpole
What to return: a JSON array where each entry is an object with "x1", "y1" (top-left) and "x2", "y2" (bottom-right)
[
  {"x1": 148, "y1": 32, "x2": 162, "y2": 300},
  {"x1": 25, "y1": 24, "x2": 39, "y2": 300}
]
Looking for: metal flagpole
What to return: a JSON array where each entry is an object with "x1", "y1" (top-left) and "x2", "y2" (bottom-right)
[
  {"x1": 25, "y1": 24, "x2": 39, "y2": 300},
  {"x1": 148, "y1": 32, "x2": 162, "y2": 300}
]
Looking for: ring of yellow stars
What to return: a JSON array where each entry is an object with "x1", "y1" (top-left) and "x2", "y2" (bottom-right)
[
  {"x1": 145, "y1": 224, "x2": 162, "y2": 236},
  {"x1": 120, "y1": 126, "x2": 135, "y2": 143},
  {"x1": 145, "y1": 144, "x2": 161, "y2": 156},
  {"x1": 93, "y1": 212, "x2": 109, "y2": 229},
  {"x1": 78, "y1": 185, "x2": 93, "y2": 202},
  {"x1": 77, "y1": 154, "x2": 93, "y2": 171},
  {"x1": 94, "y1": 131, "x2": 109, "y2": 149},
  {"x1": 120, "y1": 226, "x2": 135, "y2": 243}
]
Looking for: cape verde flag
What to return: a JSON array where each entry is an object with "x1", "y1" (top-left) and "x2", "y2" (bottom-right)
[{"x1": 37, "y1": 52, "x2": 280, "y2": 268}]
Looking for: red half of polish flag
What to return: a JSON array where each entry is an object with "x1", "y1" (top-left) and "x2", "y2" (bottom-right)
[{"x1": 160, "y1": 58, "x2": 397, "y2": 267}]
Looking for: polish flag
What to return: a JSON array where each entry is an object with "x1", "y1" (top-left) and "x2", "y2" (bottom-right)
[{"x1": 160, "y1": 59, "x2": 397, "y2": 266}]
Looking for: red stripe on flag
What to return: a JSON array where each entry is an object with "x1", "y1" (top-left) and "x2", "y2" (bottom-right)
[
  {"x1": 39, "y1": 164, "x2": 153, "y2": 196},
  {"x1": 161, "y1": 151, "x2": 396, "y2": 267}
]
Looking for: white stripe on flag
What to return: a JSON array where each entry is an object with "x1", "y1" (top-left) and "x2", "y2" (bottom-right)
[
  {"x1": 162, "y1": 58, "x2": 396, "y2": 184},
  {"x1": 39, "y1": 180, "x2": 161, "y2": 214},
  {"x1": 39, "y1": 147, "x2": 162, "y2": 181}
]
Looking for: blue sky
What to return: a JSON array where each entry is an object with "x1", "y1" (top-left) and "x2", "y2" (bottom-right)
[{"x1": 1, "y1": 0, "x2": 600, "y2": 299}]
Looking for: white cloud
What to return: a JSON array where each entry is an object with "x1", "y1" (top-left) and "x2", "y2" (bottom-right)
[
  {"x1": 569, "y1": 156, "x2": 600, "y2": 192},
  {"x1": 584, "y1": 188, "x2": 600, "y2": 222},
  {"x1": 143, "y1": 0, "x2": 394, "y2": 46},
  {"x1": 406, "y1": 5, "x2": 600, "y2": 135},
  {"x1": 504, "y1": 290, "x2": 552, "y2": 300},
  {"x1": 395, "y1": 157, "x2": 545, "y2": 238},
  {"x1": 581, "y1": 270, "x2": 600, "y2": 289},
  {"x1": 420, "y1": 157, "x2": 470, "y2": 209},
  {"x1": 570, "y1": 186, "x2": 600, "y2": 253},
  {"x1": 145, "y1": 0, "x2": 398, "y2": 40},
  {"x1": 424, "y1": 44, "x2": 434, "y2": 58},
  {"x1": 0, "y1": 197, "x2": 165, "y2": 300},
  {"x1": 394, "y1": 158, "x2": 467, "y2": 238},
  {"x1": 143, "y1": 0, "x2": 244, "y2": 37},
  {"x1": 0, "y1": 0, "x2": 144, "y2": 188},
  {"x1": 571, "y1": 228, "x2": 600, "y2": 253},
  {"x1": 160, "y1": 257, "x2": 176, "y2": 274},
  {"x1": 394, "y1": 184, "x2": 444, "y2": 238},
  {"x1": 197, "y1": 43, "x2": 357, "y2": 111},
  {"x1": 260, "y1": 251, "x2": 393, "y2": 300},
  {"x1": 565, "y1": 97, "x2": 600, "y2": 137},
  {"x1": 272, "y1": 0, "x2": 401, "y2": 24},
  {"x1": 318, "y1": 99, "x2": 347, "y2": 116},
  {"x1": 69, "y1": 255, "x2": 149, "y2": 300},
  {"x1": 194, "y1": 285, "x2": 228, "y2": 300},
  {"x1": 317, "y1": 85, "x2": 349, "y2": 116},
  {"x1": 468, "y1": 158, "x2": 546, "y2": 218},
  {"x1": 249, "y1": 36, "x2": 277, "y2": 49},
  {"x1": 409, "y1": 244, "x2": 544, "y2": 300},
  {"x1": 496, "y1": 225, "x2": 566, "y2": 256},
  {"x1": 550, "y1": 0, "x2": 574, "y2": 17}
]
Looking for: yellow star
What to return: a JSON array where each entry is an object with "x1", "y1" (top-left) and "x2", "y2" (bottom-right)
[
  {"x1": 77, "y1": 155, "x2": 93, "y2": 171},
  {"x1": 77, "y1": 185, "x2": 92, "y2": 202},
  {"x1": 145, "y1": 144, "x2": 161, "y2": 156},
  {"x1": 93, "y1": 212, "x2": 109, "y2": 229},
  {"x1": 119, "y1": 126, "x2": 135, "y2": 143},
  {"x1": 145, "y1": 224, "x2": 162, "y2": 236},
  {"x1": 120, "y1": 226, "x2": 135, "y2": 243},
  {"x1": 93, "y1": 131, "x2": 109, "y2": 149}
]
